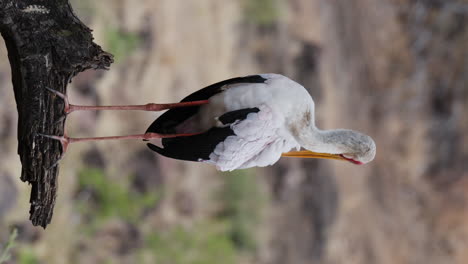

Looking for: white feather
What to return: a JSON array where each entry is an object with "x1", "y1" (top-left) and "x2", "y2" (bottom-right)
[
  {"x1": 204, "y1": 105, "x2": 300, "y2": 171},
  {"x1": 197, "y1": 74, "x2": 310, "y2": 171}
]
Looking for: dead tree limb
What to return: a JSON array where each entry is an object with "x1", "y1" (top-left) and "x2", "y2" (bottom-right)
[{"x1": 0, "y1": 0, "x2": 113, "y2": 228}]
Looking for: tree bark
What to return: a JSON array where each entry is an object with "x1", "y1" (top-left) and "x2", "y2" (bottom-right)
[{"x1": 0, "y1": 0, "x2": 113, "y2": 228}]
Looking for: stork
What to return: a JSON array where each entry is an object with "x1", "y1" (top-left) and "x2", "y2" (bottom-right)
[{"x1": 40, "y1": 74, "x2": 376, "y2": 171}]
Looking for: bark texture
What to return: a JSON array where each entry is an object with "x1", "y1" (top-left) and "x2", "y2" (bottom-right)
[{"x1": 0, "y1": 0, "x2": 112, "y2": 227}]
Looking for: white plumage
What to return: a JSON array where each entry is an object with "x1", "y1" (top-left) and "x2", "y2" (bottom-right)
[
  {"x1": 192, "y1": 74, "x2": 305, "y2": 170},
  {"x1": 205, "y1": 104, "x2": 299, "y2": 171}
]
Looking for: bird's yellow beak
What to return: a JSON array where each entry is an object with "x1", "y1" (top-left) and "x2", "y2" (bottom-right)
[{"x1": 281, "y1": 150, "x2": 347, "y2": 161}]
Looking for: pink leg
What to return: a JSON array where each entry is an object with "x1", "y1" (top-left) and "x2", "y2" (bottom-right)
[
  {"x1": 37, "y1": 131, "x2": 202, "y2": 167},
  {"x1": 45, "y1": 87, "x2": 209, "y2": 114}
]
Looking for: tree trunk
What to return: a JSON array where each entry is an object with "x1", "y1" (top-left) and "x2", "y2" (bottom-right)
[{"x1": 0, "y1": 0, "x2": 113, "y2": 228}]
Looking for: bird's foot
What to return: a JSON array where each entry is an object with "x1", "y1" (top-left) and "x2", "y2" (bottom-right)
[
  {"x1": 53, "y1": 115, "x2": 67, "y2": 125},
  {"x1": 45, "y1": 87, "x2": 72, "y2": 114},
  {"x1": 36, "y1": 133, "x2": 70, "y2": 168}
]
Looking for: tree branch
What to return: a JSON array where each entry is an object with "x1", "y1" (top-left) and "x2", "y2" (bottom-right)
[{"x1": 0, "y1": 0, "x2": 113, "y2": 228}]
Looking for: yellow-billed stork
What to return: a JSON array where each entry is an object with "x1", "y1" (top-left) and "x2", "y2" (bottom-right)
[{"x1": 40, "y1": 74, "x2": 376, "y2": 171}]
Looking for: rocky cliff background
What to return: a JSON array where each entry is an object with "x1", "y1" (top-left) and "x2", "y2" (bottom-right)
[{"x1": 1, "y1": 0, "x2": 467, "y2": 263}]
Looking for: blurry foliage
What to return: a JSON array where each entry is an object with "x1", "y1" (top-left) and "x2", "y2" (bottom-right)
[
  {"x1": 105, "y1": 28, "x2": 141, "y2": 63},
  {"x1": 0, "y1": 228, "x2": 17, "y2": 264},
  {"x1": 143, "y1": 221, "x2": 237, "y2": 264},
  {"x1": 0, "y1": 229, "x2": 39, "y2": 264},
  {"x1": 136, "y1": 170, "x2": 263, "y2": 263},
  {"x1": 71, "y1": 0, "x2": 141, "y2": 62},
  {"x1": 243, "y1": 0, "x2": 281, "y2": 26},
  {"x1": 17, "y1": 248, "x2": 39, "y2": 264},
  {"x1": 77, "y1": 168, "x2": 159, "y2": 227},
  {"x1": 70, "y1": 0, "x2": 96, "y2": 18},
  {"x1": 221, "y1": 170, "x2": 263, "y2": 251},
  {"x1": 75, "y1": 168, "x2": 263, "y2": 262}
]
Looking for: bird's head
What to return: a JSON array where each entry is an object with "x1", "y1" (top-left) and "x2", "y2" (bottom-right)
[
  {"x1": 335, "y1": 131, "x2": 376, "y2": 164},
  {"x1": 283, "y1": 129, "x2": 376, "y2": 165}
]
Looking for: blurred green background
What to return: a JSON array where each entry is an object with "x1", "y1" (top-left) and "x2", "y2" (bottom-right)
[{"x1": 1, "y1": 0, "x2": 468, "y2": 263}]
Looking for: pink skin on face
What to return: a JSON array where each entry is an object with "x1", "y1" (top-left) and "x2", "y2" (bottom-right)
[{"x1": 339, "y1": 154, "x2": 364, "y2": 165}]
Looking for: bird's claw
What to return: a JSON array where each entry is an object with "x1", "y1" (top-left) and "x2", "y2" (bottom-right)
[
  {"x1": 36, "y1": 133, "x2": 70, "y2": 169},
  {"x1": 53, "y1": 115, "x2": 67, "y2": 125},
  {"x1": 37, "y1": 133, "x2": 69, "y2": 144},
  {"x1": 45, "y1": 87, "x2": 71, "y2": 114}
]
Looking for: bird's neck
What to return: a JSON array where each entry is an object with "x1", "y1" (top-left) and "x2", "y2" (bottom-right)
[{"x1": 298, "y1": 127, "x2": 351, "y2": 154}]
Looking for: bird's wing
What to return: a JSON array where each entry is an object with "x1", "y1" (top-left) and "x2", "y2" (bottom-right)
[
  {"x1": 205, "y1": 105, "x2": 296, "y2": 171},
  {"x1": 146, "y1": 75, "x2": 267, "y2": 134},
  {"x1": 148, "y1": 105, "x2": 298, "y2": 171},
  {"x1": 146, "y1": 107, "x2": 261, "y2": 162}
]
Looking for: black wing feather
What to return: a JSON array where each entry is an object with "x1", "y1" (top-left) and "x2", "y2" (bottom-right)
[
  {"x1": 218, "y1": 107, "x2": 260, "y2": 125},
  {"x1": 146, "y1": 75, "x2": 267, "y2": 134},
  {"x1": 147, "y1": 127, "x2": 234, "y2": 161}
]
